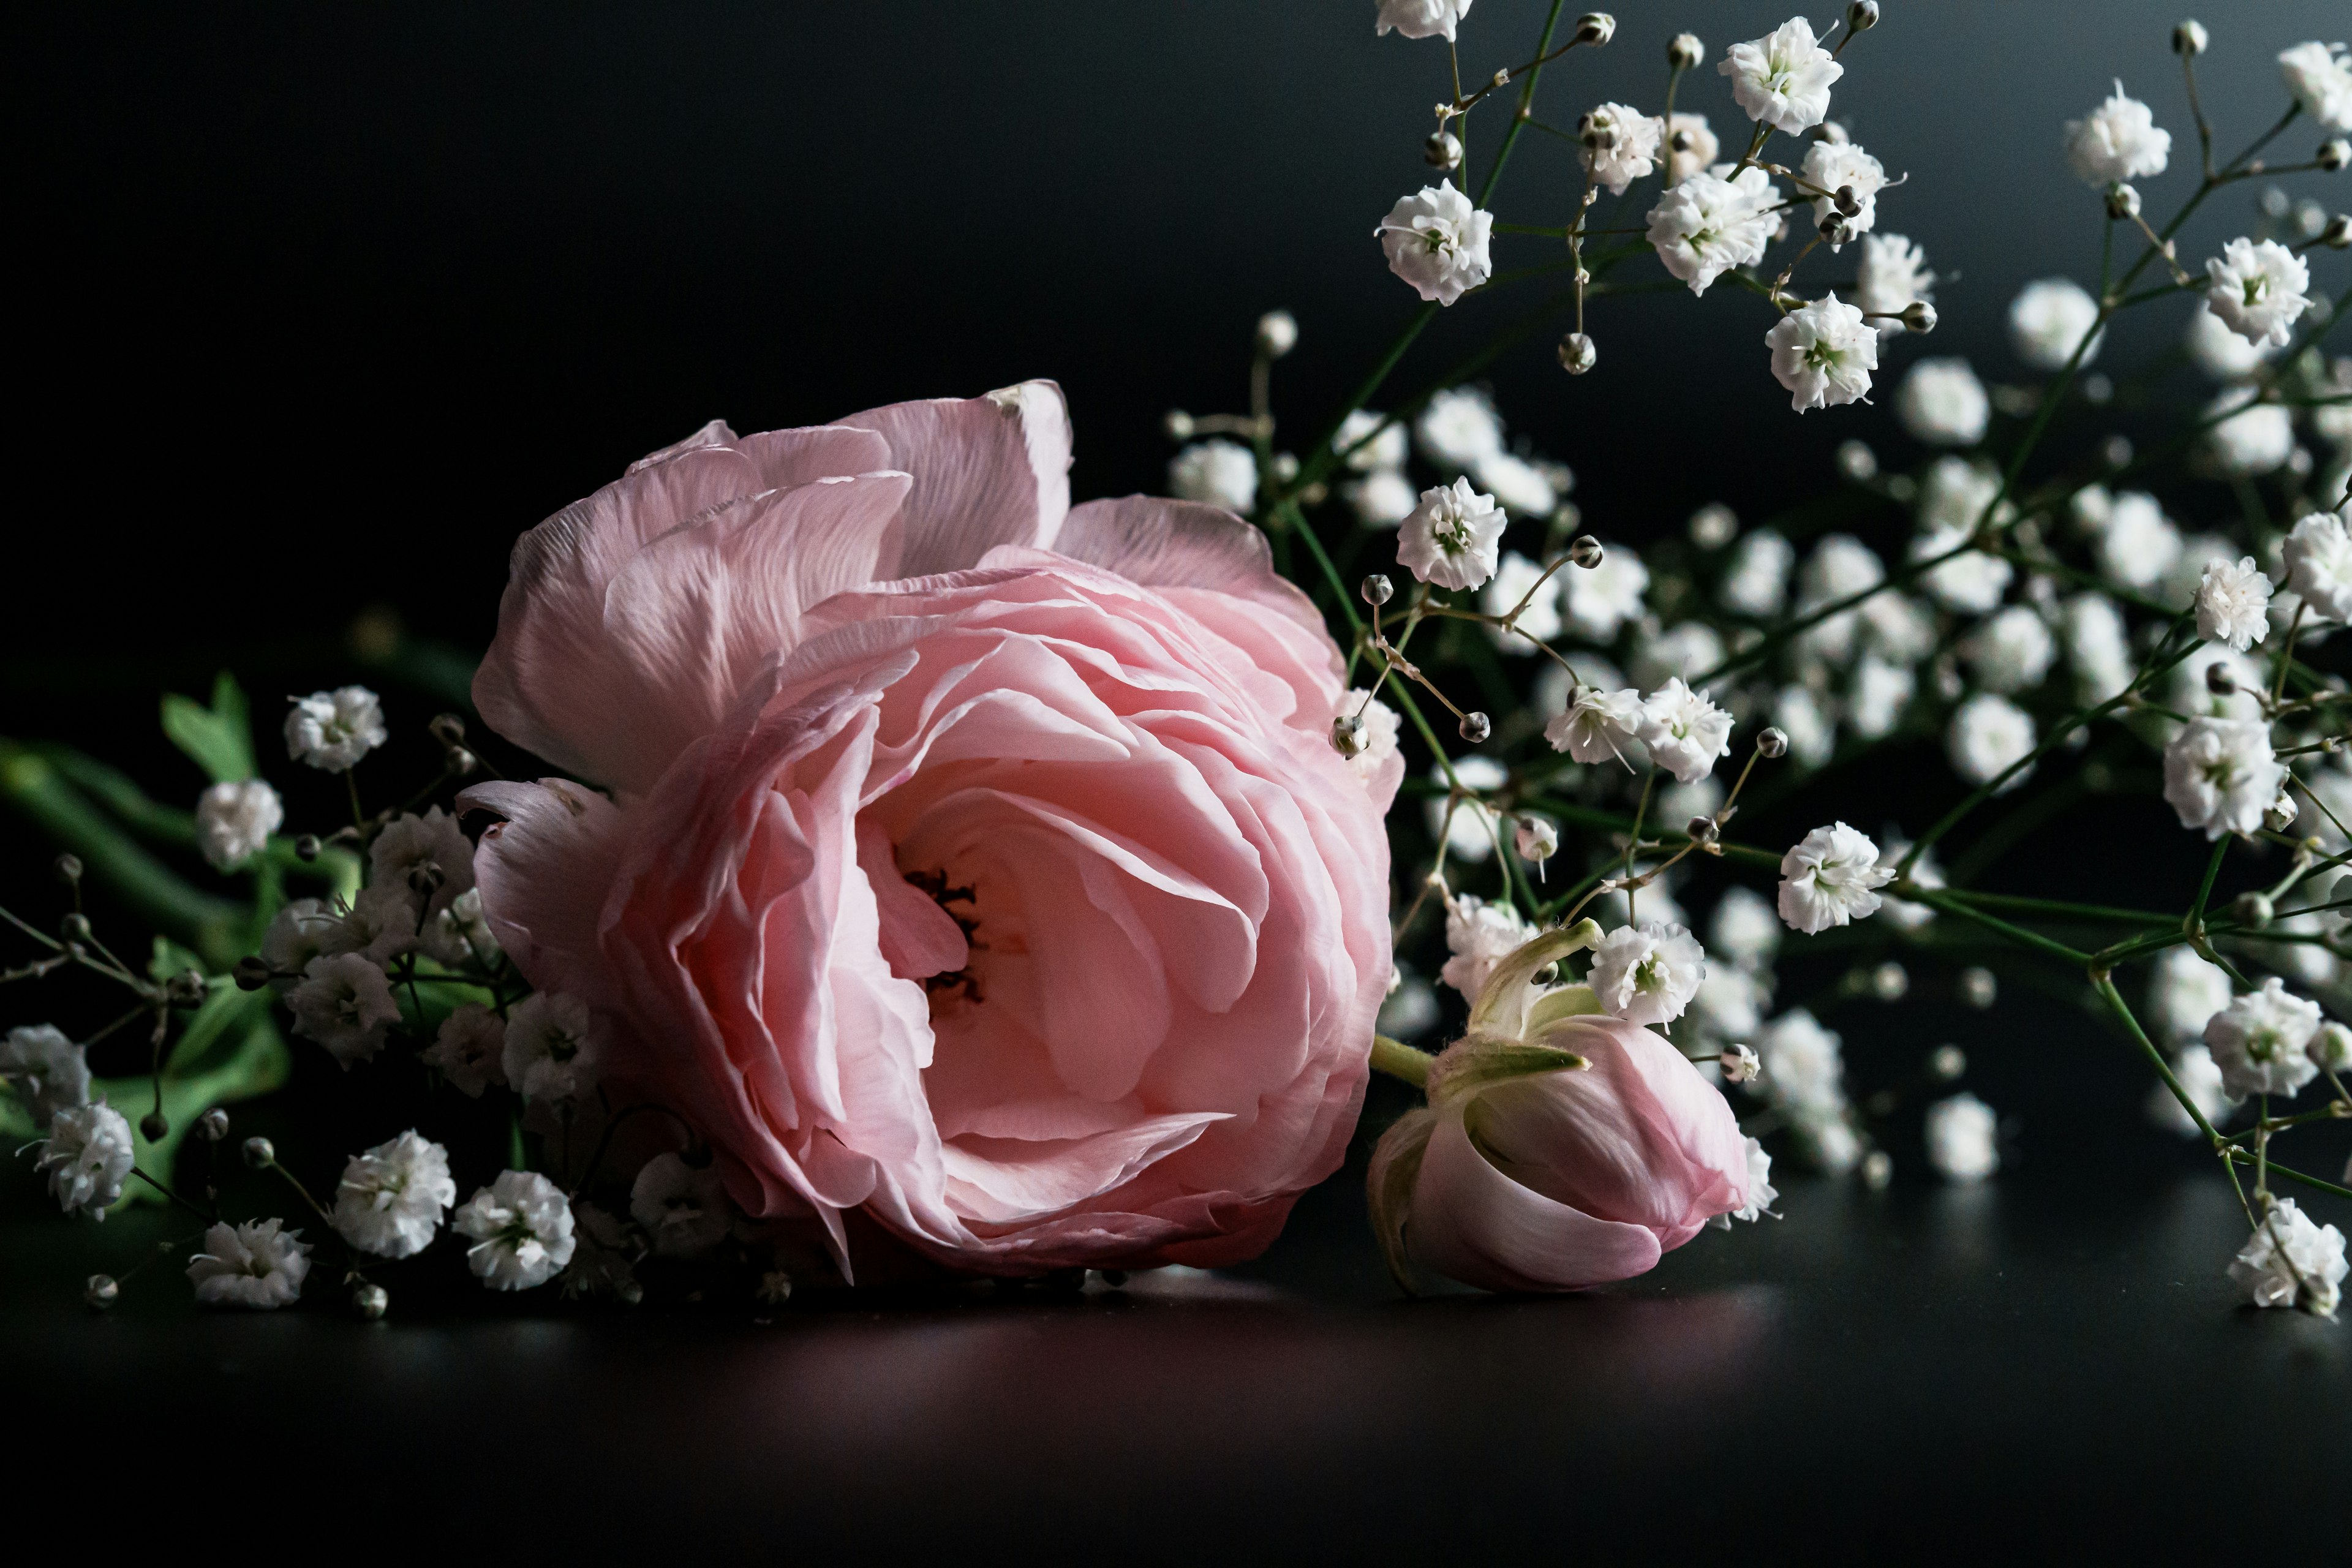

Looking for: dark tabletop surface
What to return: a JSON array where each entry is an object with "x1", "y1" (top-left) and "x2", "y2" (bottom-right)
[{"x1": 16, "y1": 1134, "x2": 2348, "y2": 1562}]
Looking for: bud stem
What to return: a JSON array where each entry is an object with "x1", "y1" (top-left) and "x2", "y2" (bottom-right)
[{"x1": 1370, "y1": 1034, "x2": 1436, "y2": 1090}]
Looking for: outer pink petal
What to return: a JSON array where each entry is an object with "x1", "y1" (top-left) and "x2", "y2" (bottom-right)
[
  {"x1": 459, "y1": 777, "x2": 629, "y2": 1011},
  {"x1": 1407, "y1": 1105, "x2": 1664, "y2": 1292},
  {"x1": 829, "y1": 381, "x2": 1072, "y2": 577}
]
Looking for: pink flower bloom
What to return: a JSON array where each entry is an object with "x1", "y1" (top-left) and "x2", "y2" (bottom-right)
[
  {"x1": 465, "y1": 385, "x2": 1396, "y2": 1279},
  {"x1": 1374, "y1": 1014, "x2": 1751, "y2": 1292}
]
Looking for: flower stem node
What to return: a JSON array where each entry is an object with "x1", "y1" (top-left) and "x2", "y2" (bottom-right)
[
  {"x1": 85, "y1": 1275, "x2": 119, "y2": 1311},
  {"x1": 1720, "y1": 1044, "x2": 1762, "y2": 1083},
  {"x1": 2231, "y1": 891, "x2": 2274, "y2": 929},
  {"x1": 1360, "y1": 572, "x2": 1395, "y2": 607},
  {"x1": 197, "y1": 1107, "x2": 230, "y2": 1142},
  {"x1": 54, "y1": 853, "x2": 83, "y2": 888},
  {"x1": 233, "y1": 956, "x2": 272, "y2": 992},
  {"x1": 1255, "y1": 310, "x2": 1298, "y2": 360},
  {"x1": 1931, "y1": 1044, "x2": 1967, "y2": 1080},
  {"x1": 1847, "y1": 2, "x2": 1880, "y2": 33},
  {"x1": 2105, "y1": 183, "x2": 2141, "y2": 221},
  {"x1": 1425, "y1": 130, "x2": 1463, "y2": 172},
  {"x1": 2321, "y1": 140, "x2": 2350, "y2": 173},
  {"x1": 1557, "y1": 331, "x2": 1599, "y2": 374},
  {"x1": 1330, "y1": 713, "x2": 1370, "y2": 759},
  {"x1": 1569, "y1": 534, "x2": 1605, "y2": 569},
  {"x1": 139, "y1": 1111, "x2": 169, "y2": 1143},
  {"x1": 1572, "y1": 13, "x2": 1615, "y2": 47},
  {"x1": 1899, "y1": 301, "x2": 1938, "y2": 334},
  {"x1": 1757, "y1": 726, "x2": 1790, "y2": 759},
  {"x1": 1458, "y1": 710, "x2": 1493, "y2": 745},
  {"x1": 243, "y1": 1136, "x2": 276, "y2": 1171},
  {"x1": 2172, "y1": 20, "x2": 2207, "y2": 56},
  {"x1": 352, "y1": 1281, "x2": 390, "y2": 1321},
  {"x1": 1668, "y1": 32, "x2": 1703, "y2": 71}
]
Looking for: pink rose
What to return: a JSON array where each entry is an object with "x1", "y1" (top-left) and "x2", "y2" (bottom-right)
[
  {"x1": 1371, "y1": 1010, "x2": 1751, "y2": 1293},
  {"x1": 464, "y1": 383, "x2": 1397, "y2": 1277}
]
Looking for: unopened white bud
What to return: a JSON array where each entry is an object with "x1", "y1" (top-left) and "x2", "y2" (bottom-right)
[
  {"x1": 2232, "y1": 891, "x2": 2274, "y2": 929},
  {"x1": 1871, "y1": 961, "x2": 1910, "y2": 1001},
  {"x1": 1931, "y1": 1044, "x2": 1967, "y2": 1080},
  {"x1": 1720, "y1": 1044, "x2": 1762, "y2": 1084},
  {"x1": 1360, "y1": 573, "x2": 1395, "y2": 606},
  {"x1": 1573, "y1": 13, "x2": 1615, "y2": 46},
  {"x1": 1847, "y1": 1, "x2": 1880, "y2": 33},
  {"x1": 85, "y1": 1274, "x2": 120, "y2": 1310},
  {"x1": 2324, "y1": 213, "x2": 2351, "y2": 249},
  {"x1": 1836, "y1": 439, "x2": 1879, "y2": 481},
  {"x1": 1569, "y1": 535, "x2": 1605, "y2": 569},
  {"x1": 1556, "y1": 331, "x2": 1598, "y2": 374},
  {"x1": 1861, "y1": 1150, "x2": 1893, "y2": 1190},
  {"x1": 1901, "y1": 301, "x2": 1938, "y2": 334},
  {"x1": 1756, "y1": 726, "x2": 1789, "y2": 758},
  {"x1": 1958, "y1": 967, "x2": 1998, "y2": 1009},
  {"x1": 2105, "y1": 183, "x2": 2141, "y2": 221},
  {"x1": 1330, "y1": 713, "x2": 1368, "y2": 758},
  {"x1": 1162, "y1": 410, "x2": 1194, "y2": 442},
  {"x1": 1425, "y1": 130, "x2": 1463, "y2": 171},
  {"x1": 2204, "y1": 661, "x2": 2238, "y2": 696},
  {"x1": 1491, "y1": 67, "x2": 1511, "y2": 89},
  {"x1": 1834, "y1": 183, "x2": 1863, "y2": 218},
  {"x1": 1688, "y1": 503, "x2": 1738, "y2": 548},
  {"x1": 1514, "y1": 816, "x2": 1558, "y2": 864},
  {"x1": 1459, "y1": 710, "x2": 1492, "y2": 745},
  {"x1": 352, "y1": 1281, "x2": 390, "y2": 1320},
  {"x1": 243, "y1": 1136, "x2": 275, "y2": 1170},
  {"x1": 1272, "y1": 451, "x2": 1300, "y2": 483},
  {"x1": 1668, "y1": 32, "x2": 1703, "y2": 70},
  {"x1": 2172, "y1": 20, "x2": 2206, "y2": 56},
  {"x1": 1819, "y1": 212, "x2": 1850, "y2": 244},
  {"x1": 2321, "y1": 140, "x2": 2351, "y2": 173},
  {"x1": 1255, "y1": 311, "x2": 1298, "y2": 359},
  {"x1": 1685, "y1": 816, "x2": 1719, "y2": 844},
  {"x1": 1811, "y1": 120, "x2": 1850, "y2": 146},
  {"x1": 2264, "y1": 792, "x2": 2299, "y2": 832}
]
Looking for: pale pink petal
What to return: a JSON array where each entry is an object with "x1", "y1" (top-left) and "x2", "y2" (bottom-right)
[
  {"x1": 1408, "y1": 1106, "x2": 1664, "y2": 1292},
  {"x1": 458, "y1": 777, "x2": 628, "y2": 1010},
  {"x1": 830, "y1": 382, "x2": 1072, "y2": 576},
  {"x1": 856, "y1": 816, "x2": 969, "y2": 982},
  {"x1": 625, "y1": 418, "x2": 739, "y2": 474},
  {"x1": 938, "y1": 1111, "x2": 1227, "y2": 1226}
]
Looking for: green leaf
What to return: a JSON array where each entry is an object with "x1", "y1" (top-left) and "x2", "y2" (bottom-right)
[{"x1": 160, "y1": 671, "x2": 255, "y2": 784}]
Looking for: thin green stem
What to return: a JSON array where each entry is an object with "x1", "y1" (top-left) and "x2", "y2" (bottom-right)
[{"x1": 1371, "y1": 1035, "x2": 1436, "y2": 1089}]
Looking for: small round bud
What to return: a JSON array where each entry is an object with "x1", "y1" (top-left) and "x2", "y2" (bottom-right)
[
  {"x1": 1719, "y1": 1044, "x2": 1762, "y2": 1084},
  {"x1": 233, "y1": 955, "x2": 272, "y2": 992},
  {"x1": 243, "y1": 1135, "x2": 276, "y2": 1170},
  {"x1": 139, "y1": 1110, "x2": 170, "y2": 1143},
  {"x1": 407, "y1": 862, "x2": 447, "y2": 900},
  {"x1": 1861, "y1": 1150, "x2": 1893, "y2": 1191},
  {"x1": 1568, "y1": 535, "x2": 1605, "y2": 570},
  {"x1": 2232, "y1": 891, "x2": 2274, "y2": 929},
  {"x1": 1514, "y1": 816, "x2": 1558, "y2": 864},
  {"x1": 2323, "y1": 213, "x2": 2352, "y2": 250},
  {"x1": 1424, "y1": 130, "x2": 1463, "y2": 171},
  {"x1": 1667, "y1": 32, "x2": 1703, "y2": 70},
  {"x1": 1161, "y1": 410, "x2": 1195, "y2": 442},
  {"x1": 2105, "y1": 183, "x2": 2141, "y2": 221},
  {"x1": 198, "y1": 1107, "x2": 231, "y2": 1142},
  {"x1": 1958, "y1": 967, "x2": 1998, "y2": 1009},
  {"x1": 53, "y1": 853, "x2": 83, "y2": 887},
  {"x1": 2171, "y1": 20, "x2": 2207, "y2": 56},
  {"x1": 1836, "y1": 439, "x2": 1879, "y2": 482},
  {"x1": 1871, "y1": 961, "x2": 1910, "y2": 1002},
  {"x1": 166, "y1": 968, "x2": 208, "y2": 1007},
  {"x1": 1329, "y1": 713, "x2": 1368, "y2": 759},
  {"x1": 1254, "y1": 310, "x2": 1298, "y2": 360},
  {"x1": 1810, "y1": 119, "x2": 1850, "y2": 146},
  {"x1": 1833, "y1": 183, "x2": 1863, "y2": 218},
  {"x1": 1817, "y1": 212, "x2": 1849, "y2": 244},
  {"x1": 59, "y1": 911, "x2": 92, "y2": 943},
  {"x1": 294, "y1": 832, "x2": 322, "y2": 862},
  {"x1": 2321, "y1": 139, "x2": 2350, "y2": 173},
  {"x1": 2101, "y1": 434, "x2": 2134, "y2": 469},
  {"x1": 1687, "y1": 503, "x2": 1737, "y2": 549},
  {"x1": 1577, "y1": 109, "x2": 1618, "y2": 150},
  {"x1": 428, "y1": 712, "x2": 468, "y2": 747},
  {"x1": 1756, "y1": 727, "x2": 1789, "y2": 759},
  {"x1": 2204, "y1": 660, "x2": 2238, "y2": 696},
  {"x1": 1900, "y1": 301, "x2": 1938, "y2": 334},
  {"x1": 448, "y1": 747, "x2": 481, "y2": 777},
  {"x1": 1685, "y1": 816, "x2": 1719, "y2": 845},
  {"x1": 1847, "y1": 1, "x2": 1880, "y2": 32},
  {"x1": 1359, "y1": 573, "x2": 1394, "y2": 607},
  {"x1": 1270, "y1": 451, "x2": 1300, "y2": 484},
  {"x1": 1572, "y1": 12, "x2": 1615, "y2": 46},
  {"x1": 1931, "y1": 1045, "x2": 1967, "y2": 1081},
  {"x1": 1556, "y1": 331, "x2": 1598, "y2": 375},
  {"x1": 1490, "y1": 67, "x2": 1511, "y2": 90},
  {"x1": 1458, "y1": 710, "x2": 1492, "y2": 745},
  {"x1": 2264, "y1": 792, "x2": 2299, "y2": 832},
  {"x1": 85, "y1": 1275, "x2": 119, "y2": 1311},
  {"x1": 352, "y1": 1281, "x2": 390, "y2": 1321}
]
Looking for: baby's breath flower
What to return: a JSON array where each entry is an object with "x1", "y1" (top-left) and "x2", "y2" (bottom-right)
[
  {"x1": 1638, "y1": 680, "x2": 1733, "y2": 783},
  {"x1": 1777, "y1": 822, "x2": 1895, "y2": 934},
  {"x1": 1646, "y1": 167, "x2": 1779, "y2": 295},
  {"x1": 630, "y1": 1153, "x2": 733, "y2": 1259},
  {"x1": 2229, "y1": 1197, "x2": 2346, "y2": 1317},
  {"x1": 2204, "y1": 238, "x2": 2313, "y2": 349},
  {"x1": 2162, "y1": 716, "x2": 2283, "y2": 840},
  {"x1": 2008, "y1": 278, "x2": 2103, "y2": 371},
  {"x1": 1766, "y1": 295, "x2": 1877, "y2": 413},
  {"x1": 1855, "y1": 233, "x2": 1936, "y2": 339},
  {"x1": 36, "y1": 1101, "x2": 134, "y2": 1218},
  {"x1": 2278, "y1": 42, "x2": 2352, "y2": 134},
  {"x1": 1924, "y1": 1093, "x2": 1999, "y2": 1182},
  {"x1": 1397, "y1": 477, "x2": 1506, "y2": 590},
  {"x1": 502, "y1": 991, "x2": 599, "y2": 1105},
  {"x1": 2202, "y1": 978, "x2": 2322, "y2": 1098},
  {"x1": 1801, "y1": 140, "x2": 1887, "y2": 243},
  {"x1": 195, "y1": 779, "x2": 283, "y2": 872},
  {"x1": 453, "y1": 1170, "x2": 577, "y2": 1291},
  {"x1": 1168, "y1": 440, "x2": 1258, "y2": 513},
  {"x1": 2280, "y1": 510, "x2": 2352, "y2": 622},
  {"x1": 2193, "y1": 556, "x2": 2274, "y2": 652},
  {"x1": 2064, "y1": 81, "x2": 2171, "y2": 185},
  {"x1": 1719, "y1": 18, "x2": 1842, "y2": 135},
  {"x1": 0, "y1": 1024, "x2": 89, "y2": 1128},
  {"x1": 286, "y1": 952, "x2": 401, "y2": 1069},
  {"x1": 284, "y1": 687, "x2": 386, "y2": 772},
  {"x1": 1947, "y1": 693, "x2": 2036, "y2": 791},
  {"x1": 331, "y1": 1130, "x2": 457, "y2": 1259},
  {"x1": 187, "y1": 1219, "x2": 311, "y2": 1309},
  {"x1": 1439, "y1": 894, "x2": 1531, "y2": 1003},
  {"x1": 1376, "y1": 181, "x2": 1494, "y2": 306},
  {"x1": 1579, "y1": 103, "x2": 1664, "y2": 195},
  {"x1": 1895, "y1": 357, "x2": 1988, "y2": 446},
  {"x1": 1589, "y1": 921, "x2": 1706, "y2": 1026},
  {"x1": 1374, "y1": 0, "x2": 1472, "y2": 43}
]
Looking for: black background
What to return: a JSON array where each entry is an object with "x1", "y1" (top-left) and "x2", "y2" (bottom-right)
[{"x1": 7, "y1": 4, "x2": 2352, "y2": 1552}]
